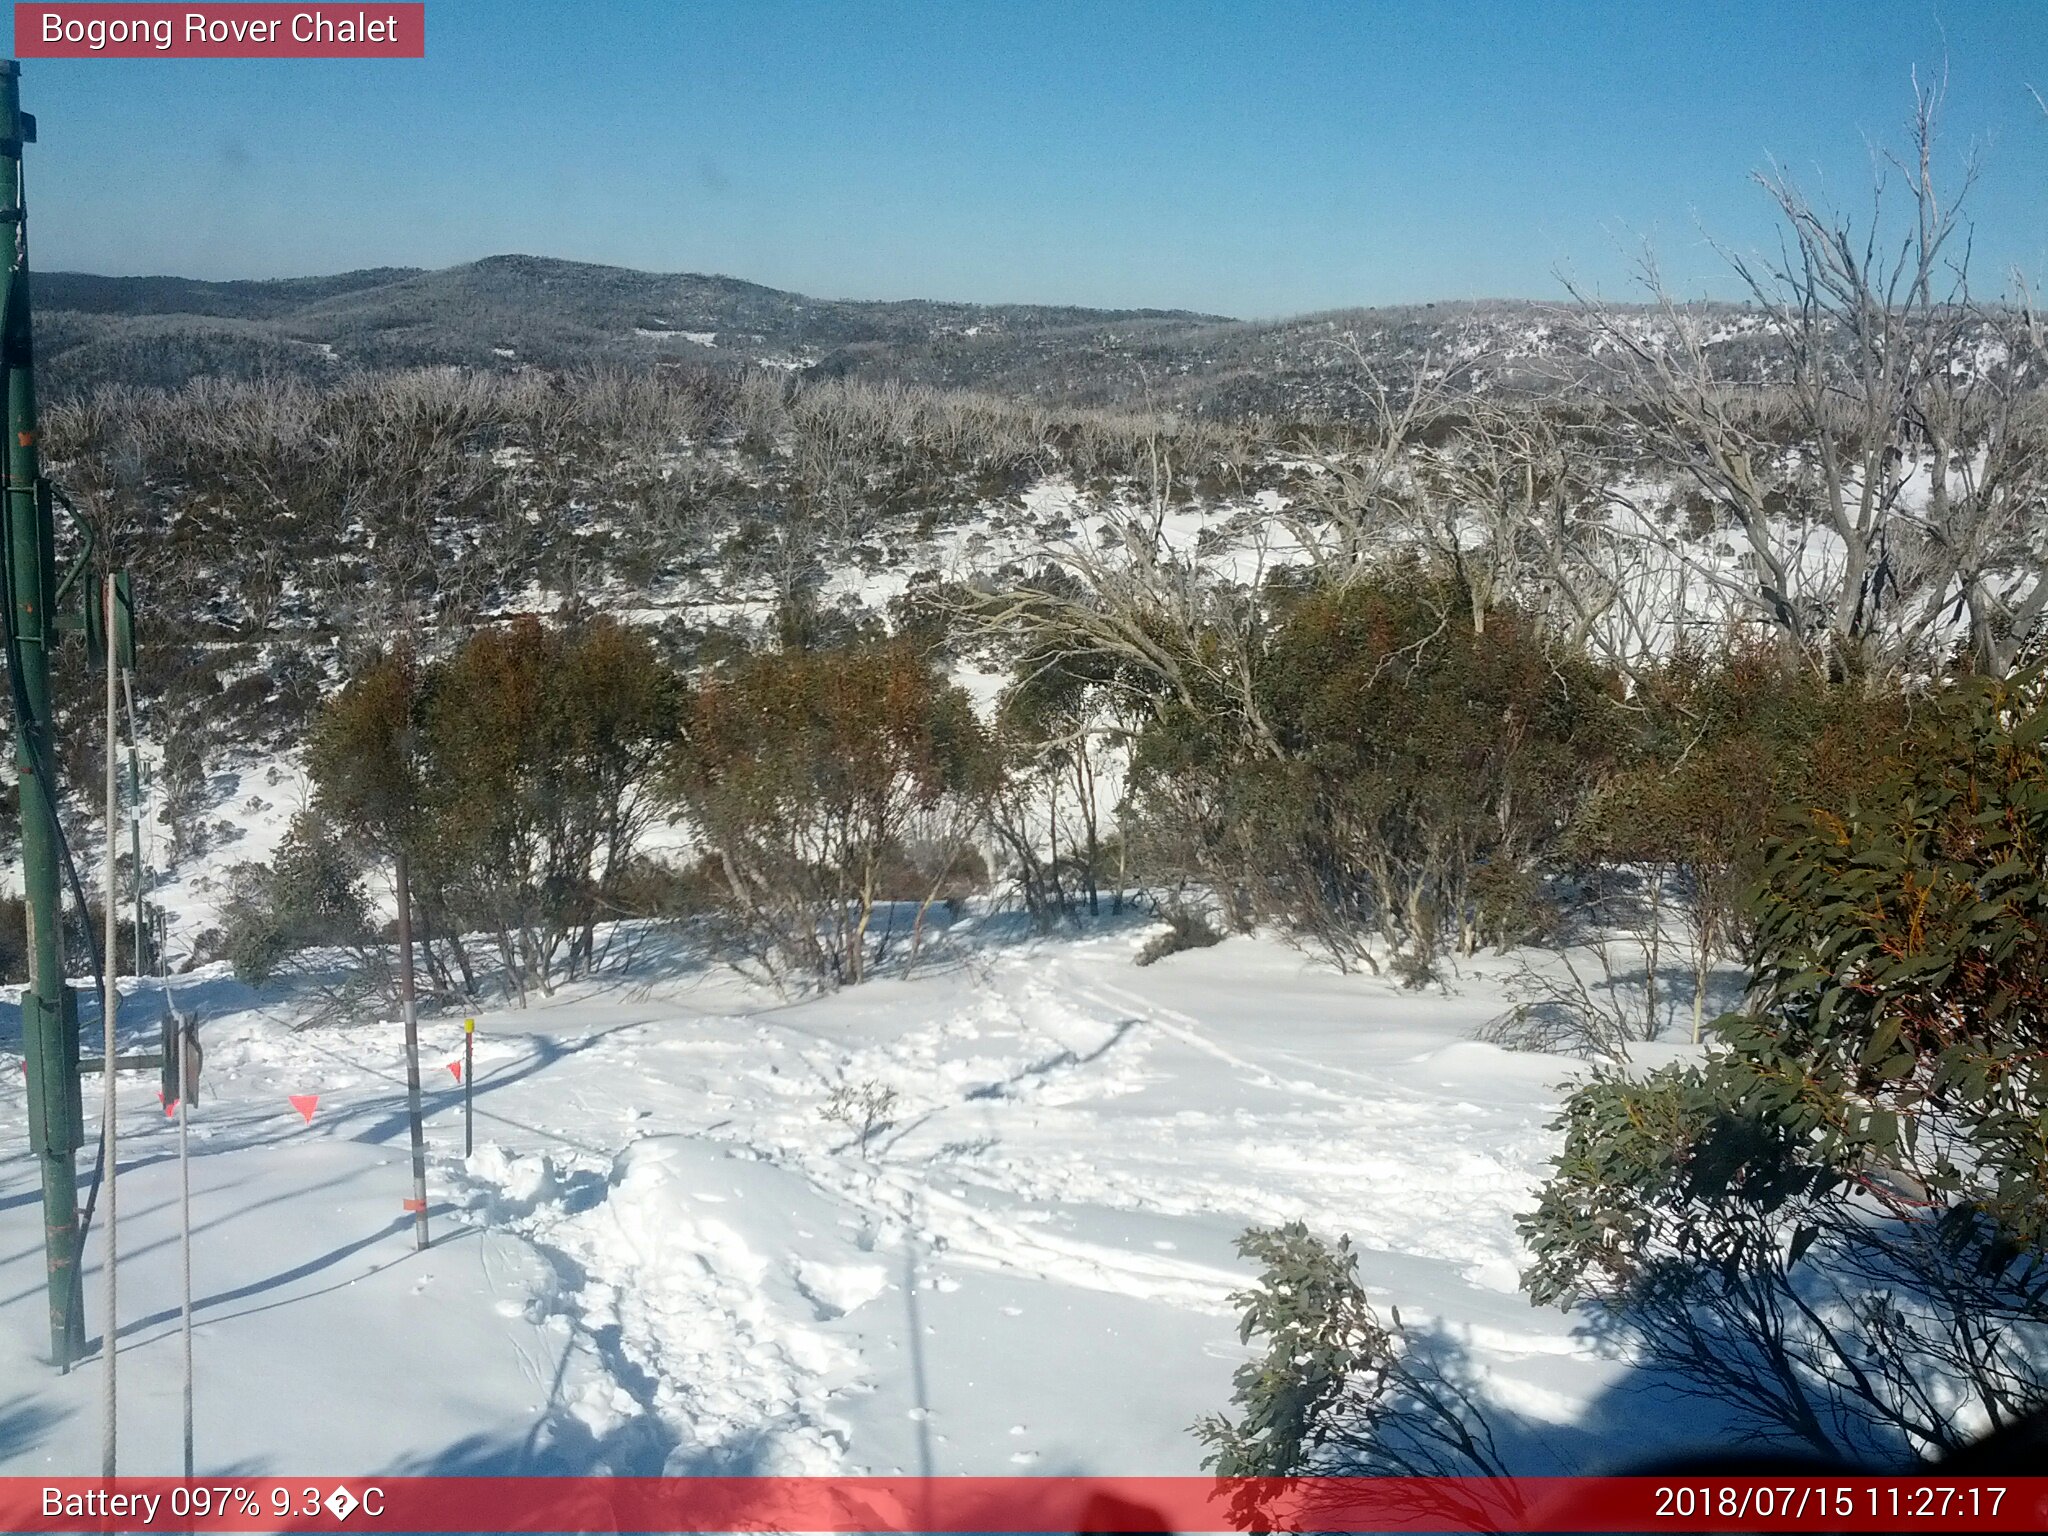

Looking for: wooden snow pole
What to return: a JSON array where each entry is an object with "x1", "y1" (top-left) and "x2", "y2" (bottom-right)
[
  {"x1": 397, "y1": 850, "x2": 431, "y2": 1249},
  {"x1": 100, "y1": 573, "x2": 118, "y2": 1473}
]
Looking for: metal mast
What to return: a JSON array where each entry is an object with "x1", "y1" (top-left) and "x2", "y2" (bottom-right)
[{"x1": 1, "y1": 58, "x2": 84, "y2": 1370}]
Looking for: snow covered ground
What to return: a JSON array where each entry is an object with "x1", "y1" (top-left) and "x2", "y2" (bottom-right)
[{"x1": 2, "y1": 916, "x2": 1711, "y2": 1480}]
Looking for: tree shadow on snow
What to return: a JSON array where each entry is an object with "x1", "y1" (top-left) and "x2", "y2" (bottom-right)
[
  {"x1": 102, "y1": 1208, "x2": 475, "y2": 1352},
  {"x1": 0, "y1": 1394, "x2": 70, "y2": 1465},
  {"x1": 385, "y1": 1400, "x2": 775, "y2": 1478},
  {"x1": 961, "y1": 1016, "x2": 1141, "y2": 1104},
  {"x1": 1383, "y1": 1301, "x2": 1926, "y2": 1482},
  {"x1": 312, "y1": 1019, "x2": 648, "y2": 1156}
]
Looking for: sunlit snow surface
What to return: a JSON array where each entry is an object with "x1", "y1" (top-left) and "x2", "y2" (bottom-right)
[{"x1": 0, "y1": 917, "x2": 1730, "y2": 1478}]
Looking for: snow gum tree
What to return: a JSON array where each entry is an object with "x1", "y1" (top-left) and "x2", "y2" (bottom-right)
[
  {"x1": 1123, "y1": 564, "x2": 1619, "y2": 975},
  {"x1": 418, "y1": 615, "x2": 676, "y2": 998},
  {"x1": 1577, "y1": 81, "x2": 2048, "y2": 684},
  {"x1": 991, "y1": 639, "x2": 1137, "y2": 927},
  {"x1": 667, "y1": 639, "x2": 997, "y2": 989},
  {"x1": 303, "y1": 617, "x2": 677, "y2": 1005}
]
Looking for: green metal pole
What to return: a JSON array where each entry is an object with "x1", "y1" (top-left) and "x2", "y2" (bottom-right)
[{"x1": 1, "y1": 60, "x2": 83, "y2": 1370}]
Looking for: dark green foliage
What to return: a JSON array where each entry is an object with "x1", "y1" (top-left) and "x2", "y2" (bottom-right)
[
  {"x1": 307, "y1": 648, "x2": 427, "y2": 856},
  {"x1": 0, "y1": 893, "x2": 166, "y2": 985},
  {"x1": 305, "y1": 617, "x2": 679, "y2": 1004},
  {"x1": 1196, "y1": 1224, "x2": 1396, "y2": 1477},
  {"x1": 1511, "y1": 648, "x2": 1917, "y2": 1050},
  {"x1": 425, "y1": 614, "x2": 678, "y2": 992},
  {"x1": 217, "y1": 814, "x2": 373, "y2": 986},
  {"x1": 667, "y1": 639, "x2": 997, "y2": 987},
  {"x1": 1194, "y1": 1222, "x2": 1516, "y2": 1513},
  {"x1": 1129, "y1": 567, "x2": 1619, "y2": 971},
  {"x1": 1571, "y1": 644, "x2": 1909, "y2": 910},
  {"x1": 0, "y1": 895, "x2": 23, "y2": 984},
  {"x1": 1519, "y1": 668, "x2": 2048, "y2": 1461},
  {"x1": 1734, "y1": 668, "x2": 2047, "y2": 1240}
]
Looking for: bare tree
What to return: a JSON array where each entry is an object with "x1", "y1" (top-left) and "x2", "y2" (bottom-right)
[
  {"x1": 1574, "y1": 75, "x2": 2047, "y2": 682},
  {"x1": 963, "y1": 432, "x2": 1285, "y2": 760}
]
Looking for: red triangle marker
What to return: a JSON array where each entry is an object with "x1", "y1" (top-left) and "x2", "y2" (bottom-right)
[
  {"x1": 289, "y1": 1093, "x2": 319, "y2": 1125},
  {"x1": 162, "y1": 1094, "x2": 178, "y2": 1119},
  {"x1": 447, "y1": 1060, "x2": 462, "y2": 1082}
]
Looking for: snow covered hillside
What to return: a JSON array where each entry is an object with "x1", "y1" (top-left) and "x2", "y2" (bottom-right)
[{"x1": 0, "y1": 919, "x2": 1716, "y2": 1479}]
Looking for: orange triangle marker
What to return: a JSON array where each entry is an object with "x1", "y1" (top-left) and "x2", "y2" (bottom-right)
[
  {"x1": 447, "y1": 1060, "x2": 462, "y2": 1082},
  {"x1": 289, "y1": 1093, "x2": 319, "y2": 1125}
]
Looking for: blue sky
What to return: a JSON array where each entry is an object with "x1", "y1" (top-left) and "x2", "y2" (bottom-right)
[{"x1": 10, "y1": 0, "x2": 2048, "y2": 316}]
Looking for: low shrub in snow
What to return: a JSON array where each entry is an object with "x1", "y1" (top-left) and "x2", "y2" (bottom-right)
[
  {"x1": 1194, "y1": 1222, "x2": 1521, "y2": 1528},
  {"x1": 1135, "y1": 906, "x2": 1222, "y2": 966},
  {"x1": 1520, "y1": 667, "x2": 2048, "y2": 1463}
]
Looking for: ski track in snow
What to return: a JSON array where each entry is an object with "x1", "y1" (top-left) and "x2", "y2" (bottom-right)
[{"x1": 2, "y1": 920, "x2": 1685, "y2": 1477}]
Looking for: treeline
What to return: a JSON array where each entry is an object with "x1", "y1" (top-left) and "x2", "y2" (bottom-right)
[
  {"x1": 222, "y1": 614, "x2": 996, "y2": 1000},
  {"x1": 46, "y1": 362, "x2": 1264, "y2": 648},
  {"x1": 191, "y1": 105, "x2": 2048, "y2": 1012},
  {"x1": 219, "y1": 567, "x2": 1918, "y2": 1016},
  {"x1": 30, "y1": 362, "x2": 1266, "y2": 872}
]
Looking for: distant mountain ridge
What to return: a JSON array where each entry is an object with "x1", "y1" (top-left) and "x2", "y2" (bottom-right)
[
  {"x1": 35, "y1": 267, "x2": 427, "y2": 319},
  {"x1": 36, "y1": 254, "x2": 1233, "y2": 395},
  {"x1": 34, "y1": 253, "x2": 1746, "y2": 415},
  {"x1": 39, "y1": 254, "x2": 1221, "y2": 331}
]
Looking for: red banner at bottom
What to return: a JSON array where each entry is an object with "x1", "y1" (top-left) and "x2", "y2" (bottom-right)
[{"x1": 2, "y1": 1475, "x2": 2043, "y2": 1533}]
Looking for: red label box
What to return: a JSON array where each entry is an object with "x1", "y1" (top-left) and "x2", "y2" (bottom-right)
[
  {"x1": 3, "y1": 1476, "x2": 2048, "y2": 1534},
  {"x1": 14, "y1": 4, "x2": 425, "y2": 58}
]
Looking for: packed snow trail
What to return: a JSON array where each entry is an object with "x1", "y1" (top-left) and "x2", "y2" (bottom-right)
[{"x1": 4, "y1": 920, "x2": 1699, "y2": 1477}]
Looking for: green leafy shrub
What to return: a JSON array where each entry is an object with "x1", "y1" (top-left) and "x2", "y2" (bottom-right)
[
  {"x1": 1128, "y1": 566, "x2": 1620, "y2": 972},
  {"x1": 1195, "y1": 1223, "x2": 1519, "y2": 1528},
  {"x1": 217, "y1": 814, "x2": 373, "y2": 986},
  {"x1": 308, "y1": 617, "x2": 679, "y2": 1004},
  {"x1": 1135, "y1": 905, "x2": 1222, "y2": 966},
  {"x1": 666, "y1": 639, "x2": 996, "y2": 988},
  {"x1": 1519, "y1": 667, "x2": 2048, "y2": 1461},
  {"x1": 1565, "y1": 648, "x2": 1912, "y2": 1037}
]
